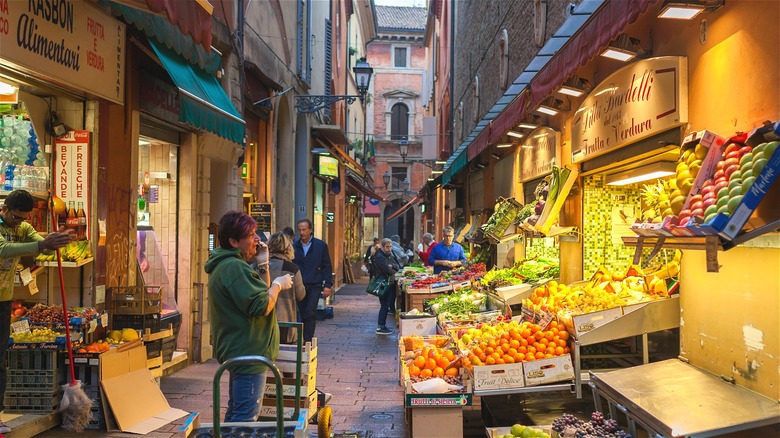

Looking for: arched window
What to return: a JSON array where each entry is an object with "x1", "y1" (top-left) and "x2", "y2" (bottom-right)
[{"x1": 391, "y1": 103, "x2": 409, "y2": 140}]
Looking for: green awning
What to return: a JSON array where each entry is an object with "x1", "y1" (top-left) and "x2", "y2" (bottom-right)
[{"x1": 149, "y1": 39, "x2": 245, "y2": 145}]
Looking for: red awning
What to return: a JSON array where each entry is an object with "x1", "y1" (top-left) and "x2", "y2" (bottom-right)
[
  {"x1": 386, "y1": 196, "x2": 419, "y2": 222},
  {"x1": 114, "y1": 0, "x2": 213, "y2": 51},
  {"x1": 467, "y1": 0, "x2": 657, "y2": 160}
]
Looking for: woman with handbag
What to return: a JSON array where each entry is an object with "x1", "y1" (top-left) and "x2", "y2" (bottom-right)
[{"x1": 370, "y1": 238, "x2": 399, "y2": 335}]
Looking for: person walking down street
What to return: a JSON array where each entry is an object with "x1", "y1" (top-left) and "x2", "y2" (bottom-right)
[
  {"x1": 364, "y1": 237, "x2": 380, "y2": 279},
  {"x1": 371, "y1": 238, "x2": 399, "y2": 335},
  {"x1": 417, "y1": 233, "x2": 437, "y2": 267},
  {"x1": 428, "y1": 226, "x2": 467, "y2": 274},
  {"x1": 205, "y1": 211, "x2": 293, "y2": 422},
  {"x1": 0, "y1": 190, "x2": 73, "y2": 434},
  {"x1": 293, "y1": 218, "x2": 333, "y2": 343},
  {"x1": 266, "y1": 232, "x2": 306, "y2": 344}
]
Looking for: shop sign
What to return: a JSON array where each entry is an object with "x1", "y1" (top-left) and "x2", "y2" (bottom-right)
[
  {"x1": 519, "y1": 127, "x2": 560, "y2": 182},
  {"x1": 0, "y1": 0, "x2": 126, "y2": 104},
  {"x1": 139, "y1": 74, "x2": 180, "y2": 125},
  {"x1": 326, "y1": 211, "x2": 334, "y2": 223},
  {"x1": 54, "y1": 130, "x2": 90, "y2": 233},
  {"x1": 405, "y1": 393, "x2": 472, "y2": 407},
  {"x1": 249, "y1": 202, "x2": 272, "y2": 233},
  {"x1": 571, "y1": 56, "x2": 688, "y2": 163}
]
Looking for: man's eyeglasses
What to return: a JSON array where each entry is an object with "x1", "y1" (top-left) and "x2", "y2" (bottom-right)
[{"x1": 9, "y1": 212, "x2": 28, "y2": 221}]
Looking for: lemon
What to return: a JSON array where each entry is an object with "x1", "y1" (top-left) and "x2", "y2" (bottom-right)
[{"x1": 121, "y1": 328, "x2": 140, "y2": 342}]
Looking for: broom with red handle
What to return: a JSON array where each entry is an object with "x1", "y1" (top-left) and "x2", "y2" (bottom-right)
[{"x1": 49, "y1": 194, "x2": 92, "y2": 432}]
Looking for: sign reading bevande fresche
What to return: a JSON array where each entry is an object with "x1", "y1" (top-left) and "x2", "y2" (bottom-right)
[
  {"x1": 0, "y1": 0, "x2": 126, "y2": 104},
  {"x1": 571, "y1": 56, "x2": 688, "y2": 163}
]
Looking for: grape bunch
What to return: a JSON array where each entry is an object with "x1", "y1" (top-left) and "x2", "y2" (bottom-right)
[
  {"x1": 552, "y1": 413, "x2": 583, "y2": 434},
  {"x1": 25, "y1": 304, "x2": 65, "y2": 323},
  {"x1": 552, "y1": 412, "x2": 632, "y2": 438}
]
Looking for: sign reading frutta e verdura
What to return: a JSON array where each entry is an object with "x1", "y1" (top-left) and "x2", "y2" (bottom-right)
[
  {"x1": 0, "y1": 0, "x2": 126, "y2": 104},
  {"x1": 519, "y1": 127, "x2": 560, "y2": 182},
  {"x1": 571, "y1": 56, "x2": 688, "y2": 163}
]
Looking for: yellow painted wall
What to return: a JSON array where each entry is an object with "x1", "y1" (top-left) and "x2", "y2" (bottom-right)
[{"x1": 680, "y1": 246, "x2": 780, "y2": 400}]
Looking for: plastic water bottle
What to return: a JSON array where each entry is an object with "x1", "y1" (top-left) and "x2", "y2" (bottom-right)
[
  {"x1": 4, "y1": 164, "x2": 14, "y2": 191},
  {"x1": 12, "y1": 167, "x2": 20, "y2": 190}
]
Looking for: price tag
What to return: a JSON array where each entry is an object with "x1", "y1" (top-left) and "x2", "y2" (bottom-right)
[
  {"x1": 88, "y1": 319, "x2": 98, "y2": 334},
  {"x1": 11, "y1": 319, "x2": 30, "y2": 334},
  {"x1": 19, "y1": 268, "x2": 33, "y2": 286},
  {"x1": 520, "y1": 307, "x2": 554, "y2": 329},
  {"x1": 100, "y1": 313, "x2": 109, "y2": 327},
  {"x1": 28, "y1": 276, "x2": 39, "y2": 296}
]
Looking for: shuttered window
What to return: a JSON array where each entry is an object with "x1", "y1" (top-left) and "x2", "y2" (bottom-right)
[
  {"x1": 324, "y1": 18, "x2": 333, "y2": 120},
  {"x1": 391, "y1": 103, "x2": 409, "y2": 140}
]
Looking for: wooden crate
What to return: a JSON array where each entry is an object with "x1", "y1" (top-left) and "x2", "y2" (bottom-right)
[{"x1": 110, "y1": 286, "x2": 162, "y2": 315}]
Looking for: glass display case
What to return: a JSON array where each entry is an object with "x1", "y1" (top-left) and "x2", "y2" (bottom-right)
[{"x1": 137, "y1": 227, "x2": 177, "y2": 314}]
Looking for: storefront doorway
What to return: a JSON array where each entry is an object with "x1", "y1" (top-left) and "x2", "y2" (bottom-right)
[{"x1": 136, "y1": 133, "x2": 179, "y2": 312}]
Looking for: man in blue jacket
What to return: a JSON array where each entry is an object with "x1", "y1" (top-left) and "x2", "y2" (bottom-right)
[{"x1": 293, "y1": 218, "x2": 333, "y2": 342}]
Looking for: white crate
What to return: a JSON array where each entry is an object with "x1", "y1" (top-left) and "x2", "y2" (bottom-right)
[
  {"x1": 522, "y1": 354, "x2": 575, "y2": 386},
  {"x1": 259, "y1": 390, "x2": 317, "y2": 422},
  {"x1": 469, "y1": 362, "x2": 525, "y2": 391}
]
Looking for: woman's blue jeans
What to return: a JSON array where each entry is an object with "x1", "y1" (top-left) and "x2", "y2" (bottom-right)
[
  {"x1": 225, "y1": 371, "x2": 267, "y2": 422},
  {"x1": 377, "y1": 281, "x2": 397, "y2": 327}
]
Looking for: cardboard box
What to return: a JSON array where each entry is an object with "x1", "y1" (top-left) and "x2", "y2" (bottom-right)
[
  {"x1": 399, "y1": 314, "x2": 437, "y2": 337},
  {"x1": 264, "y1": 373, "x2": 316, "y2": 400},
  {"x1": 560, "y1": 307, "x2": 623, "y2": 337},
  {"x1": 493, "y1": 283, "x2": 533, "y2": 306},
  {"x1": 100, "y1": 343, "x2": 188, "y2": 434},
  {"x1": 259, "y1": 391, "x2": 317, "y2": 422},
  {"x1": 408, "y1": 406, "x2": 464, "y2": 438},
  {"x1": 522, "y1": 354, "x2": 575, "y2": 386},
  {"x1": 468, "y1": 361, "x2": 525, "y2": 391}
]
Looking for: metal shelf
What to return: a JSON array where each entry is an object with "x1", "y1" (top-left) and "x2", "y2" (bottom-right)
[{"x1": 590, "y1": 359, "x2": 780, "y2": 437}]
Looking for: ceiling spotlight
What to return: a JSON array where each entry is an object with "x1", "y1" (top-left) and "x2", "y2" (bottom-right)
[
  {"x1": 491, "y1": 153, "x2": 502, "y2": 160},
  {"x1": 536, "y1": 97, "x2": 568, "y2": 116},
  {"x1": 557, "y1": 76, "x2": 590, "y2": 97},
  {"x1": 605, "y1": 162, "x2": 677, "y2": 186},
  {"x1": 496, "y1": 143, "x2": 513, "y2": 148},
  {"x1": 431, "y1": 170, "x2": 443, "y2": 174},
  {"x1": 507, "y1": 130, "x2": 524, "y2": 139},
  {"x1": 601, "y1": 34, "x2": 646, "y2": 62},
  {"x1": 475, "y1": 162, "x2": 486, "y2": 170},
  {"x1": 658, "y1": 0, "x2": 723, "y2": 20},
  {"x1": 435, "y1": 160, "x2": 447, "y2": 165}
]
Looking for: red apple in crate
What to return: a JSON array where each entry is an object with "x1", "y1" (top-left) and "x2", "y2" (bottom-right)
[
  {"x1": 725, "y1": 164, "x2": 740, "y2": 179},
  {"x1": 679, "y1": 216, "x2": 691, "y2": 227},
  {"x1": 725, "y1": 150, "x2": 741, "y2": 161},
  {"x1": 691, "y1": 208, "x2": 704, "y2": 218},
  {"x1": 739, "y1": 146, "x2": 752, "y2": 157},
  {"x1": 702, "y1": 197, "x2": 716, "y2": 210},
  {"x1": 690, "y1": 201, "x2": 704, "y2": 212},
  {"x1": 724, "y1": 143, "x2": 741, "y2": 156},
  {"x1": 714, "y1": 169, "x2": 726, "y2": 180}
]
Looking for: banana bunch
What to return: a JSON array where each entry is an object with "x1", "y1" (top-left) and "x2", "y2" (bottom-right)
[
  {"x1": 640, "y1": 179, "x2": 674, "y2": 223},
  {"x1": 36, "y1": 240, "x2": 93, "y2": 262}
]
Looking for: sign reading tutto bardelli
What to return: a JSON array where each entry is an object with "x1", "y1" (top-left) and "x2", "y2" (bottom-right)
[
  {"x1": 0, "y1": 0, "x2": 125, "y2": 104},
  {"x1": 571, "y1": 56, "x2": 688, "y2": 163}
]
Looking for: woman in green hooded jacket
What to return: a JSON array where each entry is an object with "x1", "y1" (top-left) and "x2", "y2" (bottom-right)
[{"x1": 204, "y1": 211, "x2": 293, "y2": 422}]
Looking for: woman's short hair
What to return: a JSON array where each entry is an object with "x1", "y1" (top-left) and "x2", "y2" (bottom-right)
[
  {"x1": 218, "y1": 211, "x2": 256, "y2": 249},
  {"x1": 268, "y1": 232, "x2": 294, "y2": 259}
]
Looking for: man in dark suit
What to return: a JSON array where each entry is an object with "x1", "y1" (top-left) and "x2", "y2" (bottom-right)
[{"x1": 293, "y1": 218, "x2": 333, "y2": 342}]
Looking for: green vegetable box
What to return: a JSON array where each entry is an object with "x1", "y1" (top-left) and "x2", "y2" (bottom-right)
[{"x1": 488, "y1": 424, "x2": 555, "y2": 438}]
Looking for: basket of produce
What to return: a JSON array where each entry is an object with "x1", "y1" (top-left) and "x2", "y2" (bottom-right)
[{"x1": 482, "y1": 197, "x2": 524, "y2": 242}]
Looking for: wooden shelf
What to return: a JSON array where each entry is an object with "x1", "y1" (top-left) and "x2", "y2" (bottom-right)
[{"x1": 36, "y1": 257, "x2": 94, "y2": 268}]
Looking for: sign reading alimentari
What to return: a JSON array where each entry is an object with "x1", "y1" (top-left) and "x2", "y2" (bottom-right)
[
  {"x1": 0, "y1": 0, "x2": 126, "y2": 104},
  {"x1": 571, "y1": 56, "x2": 688, "y2": 163}
]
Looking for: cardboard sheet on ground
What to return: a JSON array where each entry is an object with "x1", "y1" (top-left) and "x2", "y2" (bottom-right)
[{"x1": 102, "y1": 367, "x2": 187, "y2": 434}]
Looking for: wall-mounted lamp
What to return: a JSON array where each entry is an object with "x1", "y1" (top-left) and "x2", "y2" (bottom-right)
[
  {"x1": 253, "y1": 86, "x2": 294, "y2": 109},
  {"x1": 507, "y1": 130, "x2": 524, "y2": 139},
  {"x1": 382, "y1": 171, "x2": 391, "y2": 188},
  {"x1": 296, "y1": 58, "x2": 373, "y2": 113},
  {"x1": 435, "y1": 160, "x2": 447, "y2": 165},
  {"x1": 605, "y1": 162, "x2": 677, "y2": 186},
  {"x1": 431, "y1": 169, "x2": 443, "y2": 175},
  {"x1": 557, "y1": 77, "x2": 590, "y2": 97},
  {"x1": 496, "y1": 143, "x2": 513, "y2": 149},
  {"x1": 399, "y1": 141, "x2": 409, "y2": 162},
  {"x1": 535, "y1": 97, "x2": 568, "y2": 116},
  {"x1": 491, "y1": 153, "x2": 502, "y2": 160},
  {"x1": 474, "y1": 162, "x2": 486, "y2": 170},
  {"x1": 601, "y1": 34, "x2": 647, "y2": 62},
  {"x1": 658, "y1": 0, "x2": 724, "y2": 20},
  {"x1": 311, "y1": 148, "x2": 331, "y2": 156}
]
